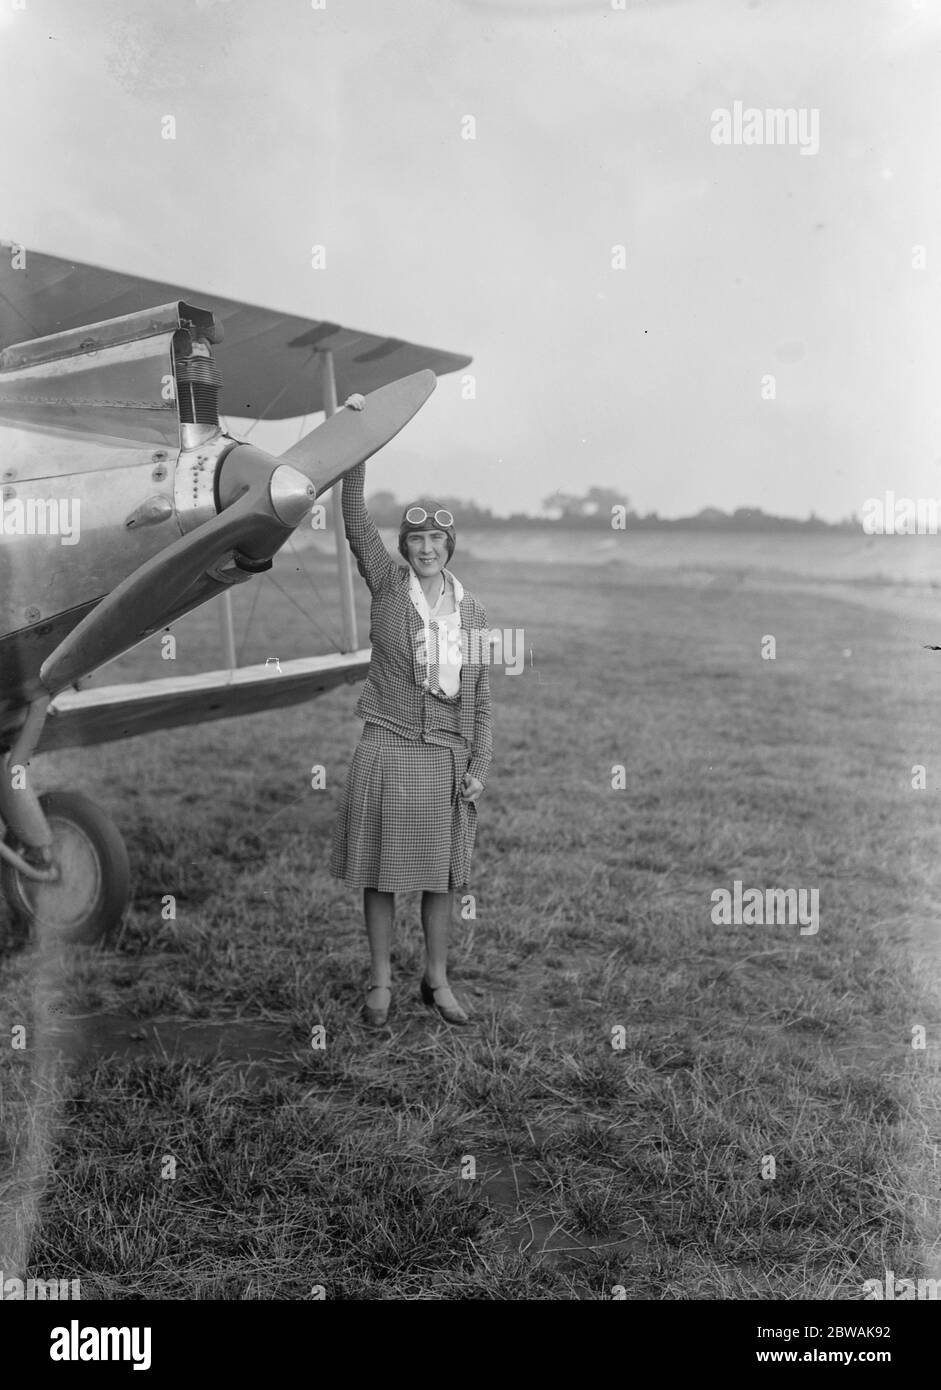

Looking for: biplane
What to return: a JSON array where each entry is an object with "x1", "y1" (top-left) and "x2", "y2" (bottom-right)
[{"x1": 0, "y1": 243, "x2": 471, "y2": 944}]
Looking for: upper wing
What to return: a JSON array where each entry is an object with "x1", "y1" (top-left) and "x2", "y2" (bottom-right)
[
  {"x1": 0, "y1": 243, "x2": 472, "y2": 417},
  {"x1": 37, "y1": 651, "x2": 370, "y2": 753}
]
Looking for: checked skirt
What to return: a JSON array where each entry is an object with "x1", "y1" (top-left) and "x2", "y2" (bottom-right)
[{"x1": 330, "y1": 722, "x2": 477, "y2": 892}]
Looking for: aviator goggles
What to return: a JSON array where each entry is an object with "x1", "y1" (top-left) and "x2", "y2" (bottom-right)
[{"x1": 404, "y1": 507, "x2": 454, "y2": 528}]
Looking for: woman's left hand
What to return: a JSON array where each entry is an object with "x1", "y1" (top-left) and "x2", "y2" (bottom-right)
[{"x1": 461, "y1": 773, "x2": 484, "y2": 804}]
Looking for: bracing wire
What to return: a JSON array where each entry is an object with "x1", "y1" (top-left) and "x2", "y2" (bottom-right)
[
  {"x1": 0, "y1": 284, "x2": 41, "y2": 339},
  {"x1": 237, "y1": 349, "x2": 320, "y2": 438},
  {"x1": 235, "y1": 579, "x2": 263, "y2": 668},
  {"x1": 258, "y1": 570, "x2": 343, "y2": 649},
  {"x1": 284, "y1": 533, "x2": 345, "y2": 650}
]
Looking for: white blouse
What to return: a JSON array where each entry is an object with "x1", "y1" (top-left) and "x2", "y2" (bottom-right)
[{"x1": 409, "y1": 570, "x2": 463, "y2": 697}]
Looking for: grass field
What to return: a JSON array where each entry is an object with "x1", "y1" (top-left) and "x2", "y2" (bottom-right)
[{"x1": 2, "y1": 526, "x2": 941, "y2": 1299}]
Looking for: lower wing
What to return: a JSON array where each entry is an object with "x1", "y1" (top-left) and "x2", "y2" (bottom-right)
[{"x1": 37, "y1": 651, "x2": 370, "y2": 753}]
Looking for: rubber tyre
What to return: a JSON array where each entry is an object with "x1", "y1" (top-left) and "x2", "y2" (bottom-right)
[{"x1": 1, "y1": 790, "x2": 130, "y2": 945}]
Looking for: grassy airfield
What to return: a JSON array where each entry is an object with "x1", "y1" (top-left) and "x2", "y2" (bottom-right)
[{"x1": 1, "y1": 526, "x2": 940, "y2": 1299}]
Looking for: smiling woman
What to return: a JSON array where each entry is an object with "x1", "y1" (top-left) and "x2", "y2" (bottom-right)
[{"x1": 328, "y1": 435, "x2": 493, "y2": 1031}]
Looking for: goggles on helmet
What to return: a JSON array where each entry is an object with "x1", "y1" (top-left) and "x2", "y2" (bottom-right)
[{"x1": 404, "y1": 506, "x2": 454, "y2": 528}]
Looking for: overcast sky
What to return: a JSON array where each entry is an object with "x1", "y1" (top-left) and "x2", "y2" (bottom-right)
[{"x1": 1, "y1": 0, "x2": 938, "y2": 519}]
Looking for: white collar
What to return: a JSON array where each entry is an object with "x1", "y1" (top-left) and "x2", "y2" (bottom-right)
[{"x1": 408, "y1": 567, "x2": 464, "y2": 623}]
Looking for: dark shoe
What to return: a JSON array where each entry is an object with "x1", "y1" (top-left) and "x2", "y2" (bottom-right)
[
  {"x1": 420, "y1": 976, "x2": 469, "y2": 1026},
  {"x1": 362, "y1": 983, "x2": 392, "y2": 1028}
]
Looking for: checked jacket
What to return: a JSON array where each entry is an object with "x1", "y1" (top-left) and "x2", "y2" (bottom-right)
[{"x1": 341, "y1": 463, "x2": 494, "y2": 788}]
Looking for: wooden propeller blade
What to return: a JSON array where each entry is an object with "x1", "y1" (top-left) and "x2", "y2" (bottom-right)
[
  {"x1": 40, "y1": 482, "x2": 279, "y2": 695},
  {"x1": 279, "y1": 369, "x2": 437, "y2": 492}
]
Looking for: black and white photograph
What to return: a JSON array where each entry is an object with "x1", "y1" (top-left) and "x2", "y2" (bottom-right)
[{"x1": 0, "y1": 0, "x2": 939, "y2": 1349}]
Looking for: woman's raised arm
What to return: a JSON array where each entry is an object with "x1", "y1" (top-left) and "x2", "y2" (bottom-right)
[{"x1": 341, "y1": 461, "x2": 398, "y2": 596}]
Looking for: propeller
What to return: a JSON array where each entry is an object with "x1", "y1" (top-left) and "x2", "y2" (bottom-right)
[{"x1": 40, "y1": 370, "x2": 437, "y2": 695}]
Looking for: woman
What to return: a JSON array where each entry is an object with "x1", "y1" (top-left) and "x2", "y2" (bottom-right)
[{"x1": 329, "y1": 451, "x2": 493, "y2": 1029}]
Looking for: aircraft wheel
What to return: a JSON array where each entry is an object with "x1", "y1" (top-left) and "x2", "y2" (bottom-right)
[{"x1": 1, "y1": 790, "x2": 130, "y2": 945}]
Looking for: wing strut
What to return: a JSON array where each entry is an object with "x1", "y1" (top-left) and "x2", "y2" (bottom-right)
[
  {"x1": 320, "y1": 349, "x2": 359, "y2": 653},
  {"x1": 215, "y1": 350, "x2": 360, "y2": 671},
  {"x1": 218, "y1": 592, "x2": 238, "y2": 670}
]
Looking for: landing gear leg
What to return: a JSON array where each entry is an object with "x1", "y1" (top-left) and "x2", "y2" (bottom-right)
[
  {"x1": 0, "y1": 699, "x2": 129, "y2": 945},
  {"x1": 1, "y1": 788, "x2": 130, "y2": 945}
]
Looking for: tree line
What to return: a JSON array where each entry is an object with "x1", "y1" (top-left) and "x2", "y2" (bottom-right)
[{"x1": 357, "y1": 487, "x2": 860, "y2": 532}]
